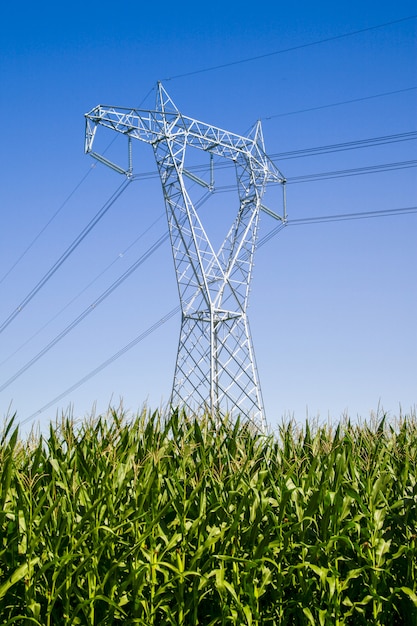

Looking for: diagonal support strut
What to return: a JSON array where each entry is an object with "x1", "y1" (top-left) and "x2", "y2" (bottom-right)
[{"x1": 84, "y1": 83, "x2": 286, "y2": 429}]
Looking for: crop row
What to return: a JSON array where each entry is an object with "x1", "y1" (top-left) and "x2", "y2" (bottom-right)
[{"x1": 0, "y1": 409, "x2": 416, "y2": 624}]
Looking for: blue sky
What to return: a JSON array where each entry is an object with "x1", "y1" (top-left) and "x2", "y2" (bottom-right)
[{"x1": 1, "y1": 1, "x2": 416, "y2": 434}]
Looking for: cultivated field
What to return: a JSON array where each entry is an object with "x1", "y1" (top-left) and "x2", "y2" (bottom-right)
[{"x1": 0, "y1": 409, "x2": 416, "y2": 624}]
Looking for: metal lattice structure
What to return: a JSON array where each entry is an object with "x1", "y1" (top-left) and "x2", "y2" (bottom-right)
[{"x1": 85, "y1": 83, "x2": 286, "y2": 428}]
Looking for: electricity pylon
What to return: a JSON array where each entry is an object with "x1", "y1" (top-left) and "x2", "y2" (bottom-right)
[{"x1": 85, "y1": 83, "x2": 286, "y2": 428}]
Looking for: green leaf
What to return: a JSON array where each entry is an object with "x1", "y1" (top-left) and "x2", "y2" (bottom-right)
[
  {"x1": 243, "y1": 604, "x2": 253, "y2": 625},
  {"x1": 398, "y1": 587, "x2": 417, "y2": 607},
  {"x1": 302, "y1": 607, "x2": 316, "y2": 626},
  {"x1": 0, "y1": 558, "x2": 40, "y2": 599}
]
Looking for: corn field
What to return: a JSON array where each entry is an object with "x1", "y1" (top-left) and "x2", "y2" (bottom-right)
[{"x1": 0, "y1": 408, "x2": 416, "y2": 625}]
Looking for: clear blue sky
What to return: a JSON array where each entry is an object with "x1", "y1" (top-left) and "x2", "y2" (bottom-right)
[{"x1": 1, "y1": 1, "x2": 416, "y2": 434}]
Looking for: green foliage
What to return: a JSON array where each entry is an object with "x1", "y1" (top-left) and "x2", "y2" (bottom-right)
[{"x1": 0, "y1": 409, "x2": 416, "y2": 624}]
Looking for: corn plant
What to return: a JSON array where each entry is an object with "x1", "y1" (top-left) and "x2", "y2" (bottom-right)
[{"x1": 0, "y1": 408, "x2": 416, "y2": 624}]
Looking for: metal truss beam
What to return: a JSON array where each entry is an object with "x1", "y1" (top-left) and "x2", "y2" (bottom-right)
[{"x1": 85, "y1": 83, "x2": 286, "y2": 429}]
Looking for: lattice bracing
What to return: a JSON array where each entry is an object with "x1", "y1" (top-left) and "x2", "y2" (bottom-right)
[{"x1": 85, "y1": 83, "x2": 286, "y2": 429}]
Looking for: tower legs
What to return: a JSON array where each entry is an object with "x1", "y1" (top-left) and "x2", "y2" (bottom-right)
[{"x1": 171, "y1": 311, "x2": 265, "y2": 427}]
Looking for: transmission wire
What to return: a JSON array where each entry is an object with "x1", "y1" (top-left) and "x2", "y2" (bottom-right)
[
  {"x1": 210, "y1": 159, "x2": 417, "y2": 196},
  {"x1": 263, "y1": 87, "x2": 417, "y2": 120},
  {"x1": 95, "y1": 131, "x2": 417, "y2": 185},
  {"x1": 0, "y1": 190, "x2": 211, "y2": 394},
  {"x1": 0, "y1": 212, "x2": 166, "y2": 368},
  {"x1": 2, "y1": 33, "x2": 413, "y2": 289},
  {"x1": 19, "y1": 204, "x2": 416, "y2": 426},
  {"x1": 0, "y1": 178, "x2": 131, "y2": 336},
  {"x1": 22, "y1": 305, "x2": 181, "y2": 425},
  {"x1": 3, "y1": 158, "x2": 414, "y2": 384},
  {"x1": 287, "y1": 206, "x2": 417, "y2": 225},
  {"x1": 0, "y1": 231, "x2": 170, "y2": 394},
  {"x1": 0, "y1": 163, "x2": 98, "y2": 288},
  {"x1": 3, "y1": 151, "x2": 411, "y2": 359},
  {"x1": 286, "y1": 159, "x2": 417, "y2": 183},
  {"x1": 163, "y1": 15, "x2": 417, "y2": 80},
  {"x1": 2, "y1": 99, "x2": 411, "y2": 312},
  {"x1": 0, "y1": 83, "x2": 156, "y2": 289},
  {"x1": 271, "y1": 131, "x2": 417, "y2": 159}
]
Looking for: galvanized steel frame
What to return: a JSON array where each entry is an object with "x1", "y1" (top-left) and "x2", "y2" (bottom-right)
[{"x1": 85, "y1": 83, "x2": 286, "y2": 428}]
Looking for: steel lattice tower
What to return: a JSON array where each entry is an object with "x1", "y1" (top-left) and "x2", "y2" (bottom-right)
[{"x1": 85, "y1": 83, "x2": 286, "y2": 428}]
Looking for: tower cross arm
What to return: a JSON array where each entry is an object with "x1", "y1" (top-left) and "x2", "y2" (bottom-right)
[
  {"x1": 84, "y1": 105, "x2": 157, "y2": 152},
  {"x1": 84, "y1": 105, "x2": 285, "y2": 182}
]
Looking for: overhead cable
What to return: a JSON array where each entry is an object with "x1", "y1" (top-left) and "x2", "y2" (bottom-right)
[
  {"x1": 4, "y1": 158, "x2": 413, "y2": 381},
  {"x1": 271, "y1": 131, "x2": 417, "y2": 159},
  {"x1": 288, "y1": 206, "x2": 417, "y2": 225},
  {"x1": 0, "y1": 84, "x2": 154, "y2": 289},
  {"x1": 163, "y1": 15, "x2": 417, "y2": 80},
  {"x1": 100, "y1": 131, "x2": 417, "y2": 185},
  {"x1": 0, "y1": 192, "x2": 211, "y2": 392},
  {"x1": 286, "y1": 159, "x2": 417, "y2": 183},
  {"x1": 0, "y1": 231, "x2": 170, "y2": 394},
  {"x1": 20, "y1": 204, "x2": 416, "y2": 425},
  {"x1": 288, "y1": 159, "x2": 417, "y2": 183},
  {"x1": 263, "y1": 87, "x2": 417, "y2": 119},
  {"x1": 0, "y1": 178, "x2": 131, "y2": 336},
  {"x1": 21, "y1": 306, "x2": 181, "y2": 425},
  {"x1": 0, "y1": 163, "x2": 98, "y2": 288},
  {"x1": 210, "y1": 159, "x2": 417, "y2": 196},
  {"x1": 0, "y1": 213, "x2": 166, "y2": 369},
  {"x1": 257, "y1": 206, "x2": 417, "y2": 244}
]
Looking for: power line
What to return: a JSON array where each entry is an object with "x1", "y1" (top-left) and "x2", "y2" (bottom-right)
[
  {"x1": 2, "y1": 153, "x2": 412, "y2": 366},
  {"x1": 209, "y1": 159, "x2": 417, "y2": 196},
  {"x1": 288, "y1": 206, "x2": 417, "y2": 225},
  {"x1": 0, "y1": 86, "x2": 156, "y2": 290},
  {"x1": 2, "y1": 103, "x2": 411, "y2": 302},
  {"x1": 258, "y1": 206, "x2": 417, "y2": 244},
  {"x1": 163, "y1": 15, "x2": 417, "y2": 80},
  {"x1": 19, "y1": 204, "x2": 417, "y2": 426},
  {"x1": 22, "y1": 306, "x2": 181, "y2": 425},
  {"x1": 2, "y1": 125, "x2": 415, "y2": 406},
  {"x1": 0, "y1": 213, "x2": 166, "y2": 369},
  {"x1": 0, "y1": 163, "x2": 98, "y2": 288},
  {"x1": 263, "y1": 87, "x2": 417, "y2": 120},
  {"x1": 286, "y1": 160, "x2": 417, "y2": 184},
  {"x1": 0, "y1": 231, "x2": 170, "y2": 394},
  {"x1": 0, "y1": 191, "x2": 211, "y2": 393},
  {"x1": 3, "y1": 19, "x2": 414, "y2": 290},
  {"x1": 4, "y1": 156, "x2": 412, "y2": 377},
  {"x1": 271, "y1": 131, "x2": 417, "y2": 160},
  {"x1": 99, "y1": 131, "x2": 417, "y2": 185},
  {"x1": 0, "y1": 178, "x2": 131, "y2": 337},
  {"x1": 2, "y1": 126, "x2": 411, "y2": 340}
]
